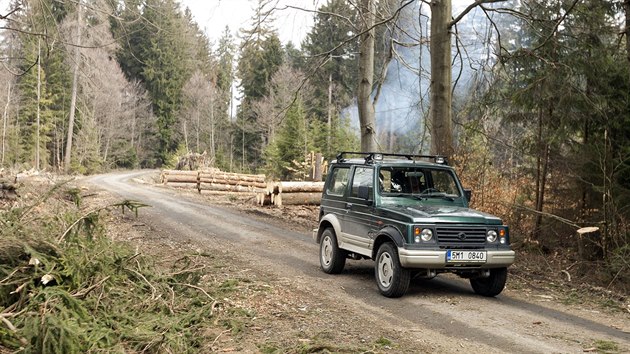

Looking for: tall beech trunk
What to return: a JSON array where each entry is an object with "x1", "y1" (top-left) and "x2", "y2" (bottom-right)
[
  {"x1": 429, "y1": 0, "x2": 453, "y2": 157},
  {"x1": 64, "y1": 1, "x2": 82, "y2": 171},
  {"x1": 358, "y1": 0, "x2": 377, "y2": 152}
]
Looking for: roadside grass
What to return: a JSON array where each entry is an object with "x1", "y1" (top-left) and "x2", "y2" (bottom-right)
[
  {"x1": 256, "y1": 332, "x2": 399, "y2": 354},
  {"x1": 593, "y1": 339, "x2": 620, "y2": 353},
  {"x1": 0, "y1": 181, "x2": 248, "y2": 353}
]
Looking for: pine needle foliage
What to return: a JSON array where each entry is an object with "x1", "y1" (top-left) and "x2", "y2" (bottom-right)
[{"x1": 0, "y1": 183, "x2": 223, "y2": 353}]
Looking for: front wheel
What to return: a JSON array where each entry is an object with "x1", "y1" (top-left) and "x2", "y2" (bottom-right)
[
  {"x1": 375, "y1": 243, "x2": 410, "y2": 298},
  {"x1": 470, "y1": 267, "x2": 508, "y2": 297},
  {"x1": 319, "y1": 228, "x2": 346, "y2": 274}
]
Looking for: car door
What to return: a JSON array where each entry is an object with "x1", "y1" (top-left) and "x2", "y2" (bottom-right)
[
  {"x1": 321, "y1": 165, "x2": 350, "y2": 235},
  {"x1": 340, "y1": 166, "x2": 374, "y2": 255}
]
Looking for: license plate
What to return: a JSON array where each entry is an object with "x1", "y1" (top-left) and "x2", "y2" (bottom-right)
[{"x1": 446, "y1": 250, "x2": 487, "y2": 263}]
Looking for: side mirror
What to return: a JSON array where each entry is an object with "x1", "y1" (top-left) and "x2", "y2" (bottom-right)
[
  {"x1": 464, "y1": 188, "x2": 472, "y2": 203},
  {"x1": 357, "y1": 185, "x2": 371, "y2": 201}
]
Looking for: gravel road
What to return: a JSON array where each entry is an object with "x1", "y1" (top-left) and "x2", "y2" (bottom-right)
[{"x1": 88, "y1": 170, "x2": 630, "y2": 353}]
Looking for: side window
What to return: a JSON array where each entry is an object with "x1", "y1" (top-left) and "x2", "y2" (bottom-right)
[
  {"x1": 379, "y1": 169, "x2": 393, "y2": 192},
  {"x1": 351, "y1": 167, "x2": 374, "y2": 200},
  {"x1": 326, "y1": 167, "x2": 350, "y2": 196}
]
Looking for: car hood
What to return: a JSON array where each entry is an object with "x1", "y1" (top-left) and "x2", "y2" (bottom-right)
[{"x1": 381, "y1": 204, "x2": 503, "y2": 225}]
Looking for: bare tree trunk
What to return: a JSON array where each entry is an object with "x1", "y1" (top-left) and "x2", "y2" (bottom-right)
[
  {"x1": 327, "y1": 72, "x2": 332, "y2": 153},
  {"x1": 358, "y1": 0, "x2": 377, "y2": 152},
  {"x1": 36, "y1": 37, "x2": 41, "y2": 170},
  {"x1": 2, "y1": 79, "x2": 10, "y2": 167},
  {"x1": 230, "y1": 133, "x2": 234, "y2": 172},
  {"x1": 210, "y1": 93, "x2": 215, "y2": 159},
  {"x1": 195, "y1": 108, "x2": 200, "y2": 153},
  {"x1": 533, "y1": 106, "x2": 543, "y2": 238},
  {"x1": 55, "y1": 127, "x2": 61, "y2": 169},
  {"x1": 183, "y1": 120, "x2": 189, "y2": 152},
  {"x1": 64, "y1": 1, "x2": 82, "y2": 172},
  {"x1": 131, "y1": 112, "x2": 136, "y2": 147},
  {"x1": 429, "y1": 0, "x2": 453, "y2": 157},
  {"x1": 534, "y1": 102, "x2": 553, "y2": 238},
  {"x1": 534, "y1": 143, "x2": 549, "y2": 235}
]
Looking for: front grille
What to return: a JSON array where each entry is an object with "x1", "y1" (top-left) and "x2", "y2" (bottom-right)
[{"x1": 436, "y1": 226, "x2": 486, "y2": 248}]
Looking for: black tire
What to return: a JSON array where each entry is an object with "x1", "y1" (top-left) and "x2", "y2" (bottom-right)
[
  {"x1": 319, "y1": 228, "x2": 346, "y2": 274},
  {"x1": 374, "y1": 242, "x2": 410, "y2": 298},
  {"x1": 470, "y1": 267, "x2": 508, "y2": 297}
]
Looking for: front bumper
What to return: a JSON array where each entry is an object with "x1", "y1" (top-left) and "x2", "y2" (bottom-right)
[{"x1": 398, "y1": 248, "x2": 515, "y2": 268}]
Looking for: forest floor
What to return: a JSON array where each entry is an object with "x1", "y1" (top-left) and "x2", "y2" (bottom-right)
[{"x1": 4, "y1": 170, "x2": 629, "y2": 353}]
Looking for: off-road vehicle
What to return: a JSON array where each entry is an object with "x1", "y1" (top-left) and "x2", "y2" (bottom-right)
[{"x1": 313, "y1": 152, "x2": 515, "y2": 298}]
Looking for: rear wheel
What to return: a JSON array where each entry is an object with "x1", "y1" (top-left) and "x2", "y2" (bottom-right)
[
  {"x1": 375, "y1": 242, "x2": 410, "y2": 298},
  {"x1": 470, "y1": 267, "x2": 508, "y2": 297},
  {"x1": 319, "y1": 228, "x2": 346, "y2": 274}
]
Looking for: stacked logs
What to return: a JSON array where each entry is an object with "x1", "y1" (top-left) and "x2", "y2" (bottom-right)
[
  {"x1": 198, "y1": 170, "x2": 266, "y2": 193},
  {"x1": 260, "y1": 181, "x2": 324, "y2": 207},
  {"x1": 160, "y1": 169, "x2": 324, "y2": 207},
  {"x1": 160, "y1": 170, "x2": 201, "y2": 189},
  {"x1": 160, "y1": 169, "x2": 266, "y2": 194}
]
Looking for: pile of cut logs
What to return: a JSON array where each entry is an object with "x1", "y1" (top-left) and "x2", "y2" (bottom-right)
[
  {"x1": 160, "y1": 169, "x2": 266, "y2": 193},
  {"x1": 259, "y1": 181, "x2": 324, "y2": 207},
  {"x1": 160, "y1": 169, "x2": 324, "y2": 207}
]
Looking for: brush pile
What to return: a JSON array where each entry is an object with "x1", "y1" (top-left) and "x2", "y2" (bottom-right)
[{"x1": 0, "y1": 180, "x2": 227, "y2": 353}]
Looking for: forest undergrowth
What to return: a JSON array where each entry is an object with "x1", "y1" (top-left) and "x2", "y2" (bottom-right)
[
  {"x1": 0, "y1": 178, "x2": 248, "y2": 353},
  {"x1": 456, "y1": 147, "x2": 630, "y2": 301}
]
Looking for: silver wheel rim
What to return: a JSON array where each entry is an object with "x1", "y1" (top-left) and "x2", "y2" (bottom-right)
[
  {"x1": 321, "y1": 235, "x2": 333, "y2": 266},
  {"x1": 377, "y1": 251, "x2": 393, "y2": 288}
]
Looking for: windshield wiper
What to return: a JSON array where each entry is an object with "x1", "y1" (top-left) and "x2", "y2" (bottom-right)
[
  {"x1": 419, "y1": 192, "x2": 456, "y2": 201},
  {"x1": 388, "y1": 193, "x2": 427, "y2": 201}
]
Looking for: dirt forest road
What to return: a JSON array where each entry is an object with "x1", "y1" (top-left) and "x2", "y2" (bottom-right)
[{"x1": 88, "y1": 170, "x2": 630, "y2": 353}]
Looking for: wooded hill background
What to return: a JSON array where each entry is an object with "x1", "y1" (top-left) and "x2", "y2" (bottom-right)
[{"x1": 1, "y1": 0, "x2": 629, "y2": 289}]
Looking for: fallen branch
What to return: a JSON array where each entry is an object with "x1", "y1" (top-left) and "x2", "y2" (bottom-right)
[
  {"x1": 508, "y1": 203, "x2": 581, "y2": 229},
  {"x1": 0, "y1": 316, "x2": 28, "y2": 345},
  {"x1": 560, "y1": 270, "x2": 571, "y2": 282},
  {"x1": 169, "y1": 282, "x2": 215, "y2": 302},
  {"x1": 58, "y1": 200, "x2": 149, "y2": 242},
  {"x1": 72, "y1": 276, "x2": 111, "y2": 299},
  {"x1": 128, "y1": 268, "x2": 158, "y2": 300}
]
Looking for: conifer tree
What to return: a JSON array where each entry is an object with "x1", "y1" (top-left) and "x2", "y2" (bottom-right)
[
  {"x1": 236, "y1": 0, "x2": 283, "y2": 170},
  {"x1": 213, "y1": 26, "x2": 237, "y2": 170},
  {"x1": 12, "y1": 1, "x2": 64, "y2": 169},
  {"x1": 113, "y1": 0, "x2": 194, "y2": 164}
]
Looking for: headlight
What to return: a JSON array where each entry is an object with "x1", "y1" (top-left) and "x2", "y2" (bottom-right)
[
  {"x1": 413, "y1": 227, "x2": 433, "y2": 242},
  {"x1": 421, "y1": 228, "x2": 433, "y2": 242},
  {"x1": 487, "y1": 230, "x2": 498, "y2": 243}
]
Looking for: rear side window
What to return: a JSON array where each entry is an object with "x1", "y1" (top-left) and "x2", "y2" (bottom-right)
[{"x1": 326, "y1": 167, "x2": 350, "y2": 196}]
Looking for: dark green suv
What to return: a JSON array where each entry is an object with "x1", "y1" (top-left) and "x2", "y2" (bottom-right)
[{"x1": 313, "y1": 152, "x2": 515, "y2": 298}]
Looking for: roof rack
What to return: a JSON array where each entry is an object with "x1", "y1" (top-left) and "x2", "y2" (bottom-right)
[{"x1": 335, "y1": 152, "x2": 448, "y2": 165}]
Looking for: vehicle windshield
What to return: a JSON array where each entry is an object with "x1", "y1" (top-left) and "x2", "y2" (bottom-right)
[{"x1": 378, "y1": 167, "x2": 461, "y2": 199}]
